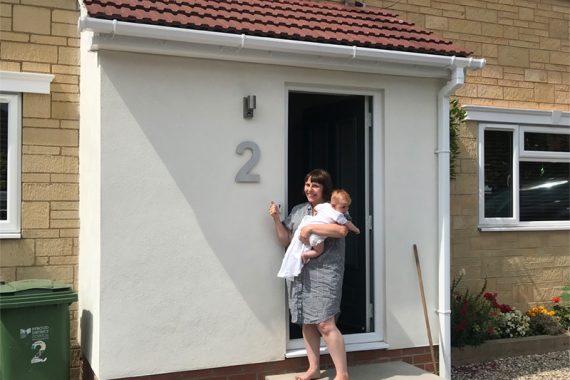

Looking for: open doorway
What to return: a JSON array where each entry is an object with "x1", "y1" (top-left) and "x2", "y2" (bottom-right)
[{"x1": 287, "y1": 91, "x2": 373, "y2": 340}]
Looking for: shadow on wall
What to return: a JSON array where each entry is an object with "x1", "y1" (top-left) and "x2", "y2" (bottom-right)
[
  {"x1": 385, "y1": 308, "x2": 421, "y2": 348},
  {"x1": 99, "y1": 52, "x2": 283, "y2": 330},
  {"x1": 80, "y1": 309, "x2": 93, "y2": 367}
]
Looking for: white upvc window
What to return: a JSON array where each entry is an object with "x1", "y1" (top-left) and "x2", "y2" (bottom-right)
[
  {"x1": 0, "y1": 71, "x2": 54, "y2": 238},
  {"x1": 477, "y1": 123, "x2": 569, "y2": 231},
  {"x1": 465, "y1": 106, "x2": 570, "y2": 231},
  {"x1": 0, "y1": 93, "x2": 22, "y2": 237}
]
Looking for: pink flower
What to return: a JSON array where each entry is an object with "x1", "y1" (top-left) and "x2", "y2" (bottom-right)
[{"x1": 551, "y1": 297, "x2": 561, "y2": 303}]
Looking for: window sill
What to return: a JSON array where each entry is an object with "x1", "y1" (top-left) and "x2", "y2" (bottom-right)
[
  {"x1": 479, "y1": 225, "x2": 570, "y2": 232},
  {"x1": 0, "y1": 233, "x2": 22, "y2": 239},
  {"x1": 0, "y1": 234, "x2": 22, "y2": 240},
  {"x1": 285, "y1": 341, "x2": 390, "y2": 358}
]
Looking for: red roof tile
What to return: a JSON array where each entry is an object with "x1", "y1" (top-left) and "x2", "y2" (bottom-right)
[{"x1": 83, "y1": 0, "x2": 471, "y2": 57}]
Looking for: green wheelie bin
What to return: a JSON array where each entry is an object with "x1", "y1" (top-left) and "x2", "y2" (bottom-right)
[{"x1": 0, "y1": 279, "x2": 78, "y2": 380}]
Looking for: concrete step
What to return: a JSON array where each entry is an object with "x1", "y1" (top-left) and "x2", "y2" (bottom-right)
[{"x1": 265, "y1": 361, "x2": 440, "y2": 380}]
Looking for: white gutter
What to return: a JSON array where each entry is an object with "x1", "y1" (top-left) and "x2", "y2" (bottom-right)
[
  {"x1": 436, "y1": 67, "x2": 476, "y2": 379},
  {"x1": 78, "y1": 16, "x2": 485, "y2": 74}
]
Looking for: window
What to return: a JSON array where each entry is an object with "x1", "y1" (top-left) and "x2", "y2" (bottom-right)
[
  {"x1": 0, "y1": 93, "x2": 21, "y2": 237},
  {"x1": 479, "y1": 124, "x2": 569, "y2": 230},
  {"x1": 0, "y1": 71, "x2": 53, "y2": 238}
]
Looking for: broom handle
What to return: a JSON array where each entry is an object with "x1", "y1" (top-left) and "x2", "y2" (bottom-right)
[{"x1": 413, "y1": 244, "x2": 438, "y2": 374}]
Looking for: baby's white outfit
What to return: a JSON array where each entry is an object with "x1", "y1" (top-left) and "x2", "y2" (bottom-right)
[{"x1": 277, "y1": 203, "x2": 347, "y2": 279}]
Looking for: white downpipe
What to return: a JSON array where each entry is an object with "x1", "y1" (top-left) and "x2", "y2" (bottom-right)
[
  {"x1": 436, "y1": 67, "x2": 470, "y2": 379},
  {"x1": 78, "y1": 16, "x2": 486, "y2": 71}
]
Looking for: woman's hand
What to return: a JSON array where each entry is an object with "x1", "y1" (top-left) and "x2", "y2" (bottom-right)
[
  {"x1": 299, "y1": 225, "x2": 312, "y2": 245},
  {"x1": 270, "y1": 201, "x2": 292, "y2": 247},
  {"x1": 269, "y1": 201, "x2": 280, "y2": 221}
]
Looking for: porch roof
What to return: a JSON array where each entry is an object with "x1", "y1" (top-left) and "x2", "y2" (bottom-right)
[{"x1": 82, "y1": 0, "x2": 471, "y2": 57}]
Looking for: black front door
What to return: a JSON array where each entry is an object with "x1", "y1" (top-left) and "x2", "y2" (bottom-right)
[{"x1": 287, "y1": 91, "x2": 369, "y2": 338}]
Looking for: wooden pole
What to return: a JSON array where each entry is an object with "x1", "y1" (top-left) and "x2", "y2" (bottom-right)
[{"x1": 413, "y1": 244, "x2": 438, "y2": 375}]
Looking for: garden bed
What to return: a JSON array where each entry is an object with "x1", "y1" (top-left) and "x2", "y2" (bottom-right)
[{"x1": 452, "y1": 332, "x2": 570, "y2": 366}]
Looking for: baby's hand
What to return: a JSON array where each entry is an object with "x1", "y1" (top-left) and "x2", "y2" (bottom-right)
[{"x1": 301, "y1": 252, "x2": 311, "y2": 264}]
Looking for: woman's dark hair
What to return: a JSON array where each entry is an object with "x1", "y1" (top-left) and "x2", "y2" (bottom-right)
[{"x1": 304, "y1": 169, "x2": 333, "y2": 201}]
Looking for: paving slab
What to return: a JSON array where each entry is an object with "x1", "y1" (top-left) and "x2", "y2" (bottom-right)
[{"x1": 265, "y1": 361, "x2": 440, "y2": 380}]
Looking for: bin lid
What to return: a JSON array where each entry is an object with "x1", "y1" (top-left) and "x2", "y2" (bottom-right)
[{"x1": 0, "y1": 279, "x2": 77, "y2": 309}]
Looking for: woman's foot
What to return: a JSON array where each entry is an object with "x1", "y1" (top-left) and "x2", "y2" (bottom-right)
[
  {"x1": 333, "y1": 372, "x2": 349, "y2": 380},
  {"x1": 295, "y1": 369, "x2": 321, "y2": 380}
]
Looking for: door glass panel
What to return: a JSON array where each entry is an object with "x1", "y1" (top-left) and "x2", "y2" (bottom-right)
[
  {"x1": 484, "y1": 130, "x2": 513, "y2": 218},
  {"x1": 524, "y1": 132, "x2": 570, "y2": 153},
  {"x1": 288, "y1": 92, "x2": 369, "y2": 338},
  {"x1": 0, "y1": 102, "x2": 8, "y2": 221},
  {"x1": 519, "y1": 162, "x2": 570, "y2": 221}
]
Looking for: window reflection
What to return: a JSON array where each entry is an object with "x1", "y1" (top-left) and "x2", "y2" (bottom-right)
[
  {"x1": 484, "y1": 130, "x2": 513, "y2": 218},
  {"x1": 524, "y1": 132, "x2": 570, "y2": 153},
  {"x1": 520, "y1": 162, "x2": 570, "y2": 222}
]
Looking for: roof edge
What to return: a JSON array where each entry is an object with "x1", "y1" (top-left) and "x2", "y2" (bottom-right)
[
  {"x1": 464, "y1": 105, "x2": 570, "y2": 127},
  {"x1": 78, "y1": 16, "x2": 485, "y2": 76}
]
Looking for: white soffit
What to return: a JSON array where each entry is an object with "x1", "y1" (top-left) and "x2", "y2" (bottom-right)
[
  {"x1": 0, "y1": 71, "x2": 54, "y2": 94},
  {"x1": 464, "y1": 105, "x2": 570, "y2": 127}
]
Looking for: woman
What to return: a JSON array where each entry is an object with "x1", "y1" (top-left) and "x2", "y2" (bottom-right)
[{"x1": 269, "y1": 169, "x2": 349, "y2": 380}]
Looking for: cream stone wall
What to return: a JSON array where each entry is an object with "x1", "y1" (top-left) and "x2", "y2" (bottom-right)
[
  {"x1": 357, "y1": 0, "x2": 570, "y2": 309},
  {"x1": 0, "y1": 0, "x2": 80, "y2": 377}
]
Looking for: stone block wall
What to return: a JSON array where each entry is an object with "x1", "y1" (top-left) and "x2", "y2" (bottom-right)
[
  {"x1": 0, "y1": 0, "x2": 80, "y2": 377},
  {"x1": 357, "y1": 0, "x2": 570, "y2": 310}
]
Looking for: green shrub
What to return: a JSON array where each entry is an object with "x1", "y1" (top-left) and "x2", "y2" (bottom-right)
[
  {"x1": 553, "y1": 304, "x2": 570, "y2": 331},
  {"x1": 451, "y1": 276, "x2": 494, "y2": 347},
  {"x1": 552, "y1": 286, "x2": 570, "y2": 331},
  {"x1": 529, "y1": 313, "x2": 565, "y2": 336},
  {"x1": 449, "y1": 98, "x2": 466, "y2": 180}
]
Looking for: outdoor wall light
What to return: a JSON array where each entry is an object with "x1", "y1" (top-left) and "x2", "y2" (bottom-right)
[{"x1": 243, "y1": 95, "x2": 256, "y2": 119}]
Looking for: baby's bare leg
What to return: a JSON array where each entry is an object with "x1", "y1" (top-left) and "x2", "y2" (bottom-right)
[{"x1": 301, "y1": 242, "x2": 325, "y2": 263}]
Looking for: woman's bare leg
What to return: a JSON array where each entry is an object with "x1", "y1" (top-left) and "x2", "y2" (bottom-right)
[
  {"x1": 297, "y1": 324, "x2": 321, "y2": 380},
  {"x1": 318, "y1": 318, "x2": 349, "y2": 380}
]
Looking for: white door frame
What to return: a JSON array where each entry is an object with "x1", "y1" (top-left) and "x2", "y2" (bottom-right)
[{"x1": 284, "y1": 84, "x2": 387, "y2": 356}]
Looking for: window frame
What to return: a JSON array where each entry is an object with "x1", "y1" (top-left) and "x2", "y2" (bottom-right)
[
  {"x1": 0, "y1": 71, "x2": 53, "y2": 239},
  {"x1": 519, "y1": 126, "x2": 570, "y2": 161},
  {"x1": 478, "y1": 123, "x2": 570, "y2": 231},
  {"x1": 0, "y1": 93, "x2": 22, "y2": 238}
]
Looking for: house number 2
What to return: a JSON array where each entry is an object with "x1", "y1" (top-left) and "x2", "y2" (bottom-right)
[{"x1": 235, "y1": 141, "x2": 260, "y2": 183}]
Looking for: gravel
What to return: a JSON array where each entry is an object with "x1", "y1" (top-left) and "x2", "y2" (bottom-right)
[{"x1": 451, "y1": 350, "x2": 570, "y2": 379}]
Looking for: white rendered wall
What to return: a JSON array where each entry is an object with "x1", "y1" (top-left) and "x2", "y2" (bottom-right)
[
  {"x1": 78, "y1": 30, "x2": 102, "y2": 376},
  {"x1": 92, "y1": 51, "x2": 440, "y2": 379},
  {"x1": 383, "y1": 82, "x2": 439, "y2": 349}
]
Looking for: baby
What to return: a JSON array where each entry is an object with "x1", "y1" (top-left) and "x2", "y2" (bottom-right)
[
  {"x1": 300, "y1": 189, "x2": 360, "y2": 264},
  {"x1": 277, "y1": 189, "x2": 360, "y2": 279}
]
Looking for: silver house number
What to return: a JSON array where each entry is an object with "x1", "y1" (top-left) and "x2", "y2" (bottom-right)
[{"x1": 235, "y1": 141, "x2": 260, "y2": 183}]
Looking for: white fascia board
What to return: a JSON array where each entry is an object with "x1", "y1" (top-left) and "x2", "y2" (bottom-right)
[
  {"x1": 91, "y1": 34, "x2": 450, "y2": 78},
  {"x1": 0, "y1": 71, "x2": 54, "y2": 94},
  {"x1": 79, "y1": 16, "x2": 486, "y2": 78},
  {"x1": 464, "y1": 105, "x2": 570, "y2": 127}
]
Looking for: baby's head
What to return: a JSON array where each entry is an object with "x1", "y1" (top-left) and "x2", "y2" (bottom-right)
[{"x1": 331, "y1": 189, "x2": 351, "y2": 214}]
